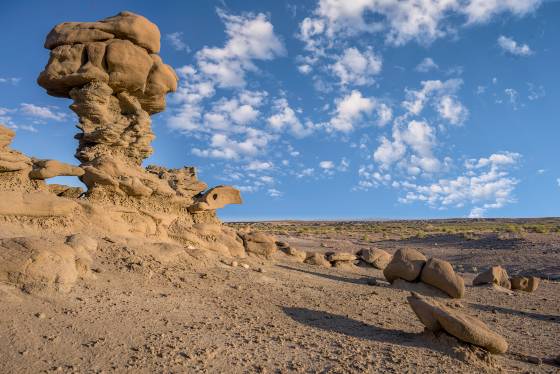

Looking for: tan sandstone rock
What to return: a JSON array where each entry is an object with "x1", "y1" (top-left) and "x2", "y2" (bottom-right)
[
  {"x1": 29, "y1": 159, "x2": 84, "y2": 180},
  {"x1": 511, "y1": 276, "x2": 540, "y2": 292},
  {"x1": 0, "y1": 125, "x2": 32, "y2": 172},
  {"x1": 420, "y1": 258, "x2": 465, "y2": 298},
  {"x1": 0, "y1": 191, "x2": 79, "y2": 217},
  {"x1": 473, "y1": 266, "x2": 511, "y2": 289},
  {"x1": 304, "y1": 252, "x2": 332, "y2": 268},
  {"x1": 0, "y1": 236, "x2": 92, "y2": 293},
  {"x1": 189, "y1": 185, "x2": 242, "y2": 212},
  {"x1": 44, "y1": 11, "x2": 160, "y2": 53},
  {"x1": 383, "y1": 248, "x2": 427, "y2": 283},
  {"x1": 357, "y1": 248, "x2": 392, "y2": 269},
  {"x1": 278, "y1": 244, "x2": 307, "y2": 262},
  {"x1": 241, "y1": 231, "x2": 277, "y2": 259},
  {"x1": 408, "y1": 292, "x2": 508, "y2": 354}
]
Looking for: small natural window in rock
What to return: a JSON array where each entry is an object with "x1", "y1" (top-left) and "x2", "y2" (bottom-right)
[{"x1": 213, "y1": 194, "x2": 218, "y2": 200}]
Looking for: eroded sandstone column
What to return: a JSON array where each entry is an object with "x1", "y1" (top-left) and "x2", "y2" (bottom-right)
[{"x1": 37, "y1": 12, "x2": 183, "y2": 198}]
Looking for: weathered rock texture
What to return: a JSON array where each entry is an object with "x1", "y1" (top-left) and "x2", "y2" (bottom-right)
[
  {"x1": 473, "y1": 266, "x2": 511, "y2": 289},
  {"x1": 383, "y1": 248, "x2": 427, "y2": 283},
  {"x1": 511, "y1": 276, "x2": 539, "y2": 292},
  {"x1": 408, "y1": 292, "x2": 508, "y2": 354},
  {"x1": 420, "y1": 258, "x2": 465, "y2": 299},
  {"x1": 304, "y1": 253, "x2": 332, "y2": 268},
  {"x1": 0, "y1": 11, "x2": 249, "y2": 277},
  {"x1": 357, "y1": 248, "x2": 391, "y2": 269}
]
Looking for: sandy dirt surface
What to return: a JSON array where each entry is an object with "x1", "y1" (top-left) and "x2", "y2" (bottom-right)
[{"x1": 1, "y1": 220, "x2": 560, "y2": 373}]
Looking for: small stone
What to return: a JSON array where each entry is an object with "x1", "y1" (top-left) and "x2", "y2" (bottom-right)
[
  {"x1": 36, "y1": 313, "x2": 46, "y2": 319},
  {"x1": 473, "y1": 266, "x2": 511, "y2": 289},
  {"x1": 240, "y1": 263, "x2": 250, "y2": 269},
  {"x1": 527, "y1": 356, "x2": 542, "y2": 365},
  {"x1": 256, "y1": 267, "x2": 265, "y2": 273},
  {"x1": 231, "y1": 261, "x2": 238, "y2": 267}
]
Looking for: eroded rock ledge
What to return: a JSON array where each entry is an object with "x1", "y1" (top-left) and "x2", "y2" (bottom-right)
[{"x1": 0, "y1": 12, "x2": 270, "y2": 262}]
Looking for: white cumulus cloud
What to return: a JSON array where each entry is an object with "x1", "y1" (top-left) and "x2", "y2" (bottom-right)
[
  {"x1": 415, "y1": 57, "x2": 439, "y2": 72},
  {"x1": 331, "y1": 47, "x2": 382, "y2": 86},
  {"x1": 498, "y1": 35, "x2": 533, "y2": 56}
]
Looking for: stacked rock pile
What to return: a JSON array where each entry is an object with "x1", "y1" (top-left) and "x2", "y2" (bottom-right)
[{"x1": 383, "y1": 248, "x2": 465, "y2": 299}]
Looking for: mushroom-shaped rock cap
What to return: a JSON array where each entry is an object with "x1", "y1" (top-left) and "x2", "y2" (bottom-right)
[
  {"x1": 45, "y1": 11, "x2": 160, "y2": 53},
  {"x1": 38, "y1": 11, "x2": 177, "y2": 114}
]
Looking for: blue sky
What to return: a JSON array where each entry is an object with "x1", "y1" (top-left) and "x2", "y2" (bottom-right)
[{"x1": 1, "y1": 0, "x2": 559, "y2": 220}]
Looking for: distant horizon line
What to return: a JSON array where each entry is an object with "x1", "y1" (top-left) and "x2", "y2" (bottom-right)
[{"x1": 222, "y1": 216, "x2": 560, "y2": 223}]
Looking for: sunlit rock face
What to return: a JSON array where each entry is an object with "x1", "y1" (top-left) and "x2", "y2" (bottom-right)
[
  {"x1": 38, "y1": 11, "x2": 181, "y2": 198},
  {"x1": 0, "y1": 11, "x2": 247, "y2": 258}
]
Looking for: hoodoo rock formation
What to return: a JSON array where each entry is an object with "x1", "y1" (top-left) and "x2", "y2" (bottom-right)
[{"x1": 0, "y1": 11, "x2": 264, "y2": 280}]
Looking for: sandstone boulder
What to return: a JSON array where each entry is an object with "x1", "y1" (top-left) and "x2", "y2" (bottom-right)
[
  {"x1": 420, "y1": 258, "x2": 465, "y2": 298},
  {"x1": 358, "y1": 248, "x2": 392, "y2": 269},
  {"x1": 408, "y1": 292, "x2": 508, "y2": 354},
  {"x1": 383, "y1": 248, "x2": 427, "y2": 283},
  {"x1": 279, "y1": 245, "x2": 307, "y2": 262},
  {"x1": 511, "y1": 276, "x2": 540, "y2": 292},
  {"x1": 304, "y1": 252, "x2": 332, "y2": 268},
  {"x1": 241, "y1": 231, "x2": 277, "y2": 259},
  {"x1": 473, "y1": 266, "x2": 511, "y2": 289},
  {"x1": 0, "y1": 236, "x2": 92, "y2": 293}
]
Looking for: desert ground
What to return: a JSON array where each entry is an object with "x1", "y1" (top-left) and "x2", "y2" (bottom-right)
[{"x1": 1, "y1": 218, "x2": 559, "y2": 373}]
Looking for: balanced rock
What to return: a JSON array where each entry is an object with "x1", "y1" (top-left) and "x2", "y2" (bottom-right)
[
  {"x1": 511, "y1": 276, "x2": 540, "y2": 292},
  {"x1": 420, "y1": 258, "x2": 465, "y2": 298},
  {"x1": 473, "y1": 266, "x2": 511, "y2": 289},
  {"x1": 304, "y1": 252, "x2": 332, "y2": 268},
  {"x1": 357, "y1": 248, "x2": 391, "y2": 269},
  {"x1": 408, "y1": 292, "x2": 508, "y2": 354},
  {"x1": 241, "y1": 231, "x2": 277, "y2": 259},
  {"x1": 383, "y1": 248, "x2": 427, "y2": 283}
]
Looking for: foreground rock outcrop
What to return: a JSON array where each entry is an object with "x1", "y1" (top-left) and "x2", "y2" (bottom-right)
[
  {"x1": 383, "y1": 249, "x2": 465, "y2": 299},
  {"x1": 408, "y1": 292, "x2": 508, "y2": 354},
  {"x1": 0, "y1": 11, "x2": 264, "y2": 293}
]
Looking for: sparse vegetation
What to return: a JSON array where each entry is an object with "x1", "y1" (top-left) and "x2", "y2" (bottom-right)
[{"x1": 227, "y1": 218, "x2": 560, "y2": 243}]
